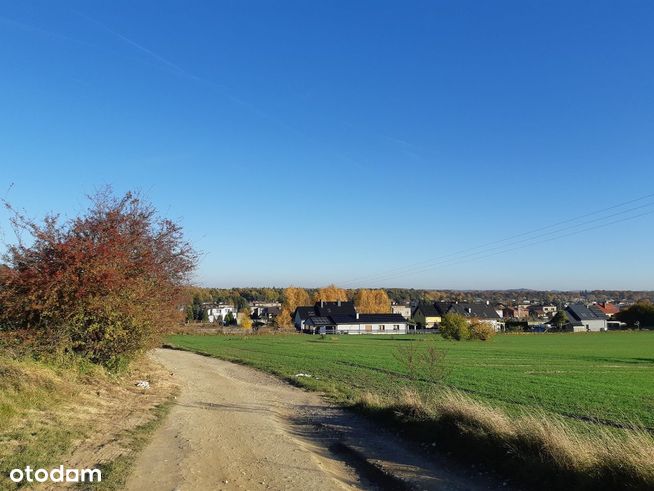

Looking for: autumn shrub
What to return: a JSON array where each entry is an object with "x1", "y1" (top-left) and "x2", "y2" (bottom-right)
[
  {"x1": 439, "y1": 313, "x2": 471, "y2": 340},
  {"x1": 0, "y1": 190, "x2": 197, "y2": 367},
  {"x1": 470, "y1": 320, "x2": 496, "y2": 341}
]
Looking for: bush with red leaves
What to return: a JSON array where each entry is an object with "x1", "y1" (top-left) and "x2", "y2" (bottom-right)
[{"x1": 0, "y1": 189, "x2": 197, "y2": 367}]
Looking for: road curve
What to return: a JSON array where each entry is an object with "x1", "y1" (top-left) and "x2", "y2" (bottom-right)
[{"x1": 124, "y1": 348, "x2": 512, "y2": 491}]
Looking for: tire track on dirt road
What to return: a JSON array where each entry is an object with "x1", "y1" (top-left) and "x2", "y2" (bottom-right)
[{"x1": 124, "y1": 349, "x2": 514, "y2": 491}]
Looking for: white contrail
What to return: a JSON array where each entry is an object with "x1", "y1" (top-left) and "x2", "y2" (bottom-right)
[{"x1": 71, "y1": 10, "x2": 194, "y2": 79}]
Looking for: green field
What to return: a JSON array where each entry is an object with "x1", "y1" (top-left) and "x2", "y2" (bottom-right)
[{"x1": 167, "y1": 332, "x2": 654, "y2": 430}]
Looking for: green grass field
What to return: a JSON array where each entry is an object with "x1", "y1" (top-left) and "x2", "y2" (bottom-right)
[{"x1": 167, "y1": 332, "x2": 654, "y2": 430}]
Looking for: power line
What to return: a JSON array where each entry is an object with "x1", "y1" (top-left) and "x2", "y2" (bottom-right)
[
  {"x1": 346, "y1": 200, "x2": 654, "y2": 285},
  {"x1": 361, "y1": 208, "x2": 654, "y2": 285},
  {"x1": 340, "y1": 192, "x2": 654, "y2": 286}
]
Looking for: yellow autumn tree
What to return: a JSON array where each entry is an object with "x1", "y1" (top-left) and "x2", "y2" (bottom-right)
[
  {"x1": 277, "y1": 286, "x2": 311, "y2": 329},
  {"x1": 313, "y1": 284, "x2": 348, "y2": 303},
  {"x1": 424, "y1": 290, "x2": 445, "y2": 302},
  {"x1": 354, "y1": 289, "x2": 391, "y2": 313},
  {"x1": 240, "y1": 308, "x2": 253, "y2": 330}
]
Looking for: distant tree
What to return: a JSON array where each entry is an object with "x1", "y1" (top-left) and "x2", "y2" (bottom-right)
[
  {"x1": 232, "y1": 295, "x2": 249, "y2": 311},
  {"x1": 240, "y1": 309, "x2": 252, "y2": 330},
  {"x1": 616, "y1": 303, "x2": 654, "y2": 328},
  {"x1": 224, "y1": 311, "x2": 236, "y2": 326},
  {"x1": 192, "y1": 300, "x2": 204, "y2": 321},
  {"x1": 185, "y1": 305, "x2": 194, "y2": 323},
  {"x1": 551, "y1": 311, "x2": 568, "y2": 330},
  {"x1": 262, "y1": 287, "x2": 281, "y2": 302},
  {"x1": 201, "y1": 308, "x2": 209, "y2": 323},
  {"x1": 277, "y1": 287, "x2": 311, "y2": 329},
  {"x1": 440, "y1": 313, "x2": 471, "y2": 341},
  {"x1": 313, "y1": 284, "x2": 348, "y2": 303},
  {"x1": 470, "y1": 320, "x2": 496, "y2": 341},
  {"x1": 423, "y1": 290, "x2": 445, "y2": 302},
  {"x1": 354, "y1": 289, "x2": 391, "y2": 313}
]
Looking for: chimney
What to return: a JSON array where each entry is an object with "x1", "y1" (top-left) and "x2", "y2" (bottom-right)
[
  {"x1": 337, "y1": 300, "x2": 341, "y2": 306},
  {"x1": 356, "y1": 312, "x2": 359, "y2": 320},
  {"x1": 320, "y1": 300, "x2": 324, "y2": 307}
]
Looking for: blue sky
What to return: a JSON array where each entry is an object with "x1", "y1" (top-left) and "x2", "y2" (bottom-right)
[{"x1": 1, "y1": 1, "x2": 653, "y2": 290}]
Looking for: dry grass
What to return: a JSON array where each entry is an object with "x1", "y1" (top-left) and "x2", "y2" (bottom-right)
[
  {"x1": 356, "y1": 388, "x2": 654, "y2": 490},
  {"x1": 0, "y1": 356, "x2": 80, "y2": 424},
  {"x1": 0, "y1": 354, "x2": 177, "y2": 489}
]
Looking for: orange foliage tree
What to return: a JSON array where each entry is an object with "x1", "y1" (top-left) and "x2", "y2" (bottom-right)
[
  {"x1": 276, "y1": 287, "x2": 310, "y2": 329},
  {"x1": 354, "y1": 289, "x2": 391, "y2": 313},
  {"x1": 313, "y1": 284, "x2": 348, "y2": 303},
  {"x1": 0, "y1": 190, "x2": 197, "y2": 366}
]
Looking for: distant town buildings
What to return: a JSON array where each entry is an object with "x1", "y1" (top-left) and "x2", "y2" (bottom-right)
[
  {"x1": 413, "y1": 301, "x2": 503, "y2": 330},
  {"x1": 197, "y1": 292, "x2": 633, "y2": 335}
]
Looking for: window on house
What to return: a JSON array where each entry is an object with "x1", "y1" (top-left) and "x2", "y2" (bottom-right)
[
  {"x1": 379, "y1": 325, "x2": 385, "y2": 330},
  {"x1": 393, "y1": 325, "x2": 400, "y2": 330}
]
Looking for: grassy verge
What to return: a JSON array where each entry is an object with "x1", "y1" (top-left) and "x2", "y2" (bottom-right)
[
  {"x1": 0, "y1": 353, "x2": 176, "y2": 490},
  {"x1": 0, "y1": 356, "x2": 94, "y2": 486},
  {"x1": 166, "y1": 333, "x2": 654, "y2": 490},
  {"x1": 355, "y1": 389, "x2": 654, "y2": 490}
]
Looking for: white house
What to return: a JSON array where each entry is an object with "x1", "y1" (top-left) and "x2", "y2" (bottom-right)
[
  {"x1": 203, "y1": 303, "x2": 238, "y2": 324},
  {"x1": 304, "y1": 313, "x2": 408, "y2": 335},
  {"x1": 391, "y1": 304, "x2": 412, "y2": 320},
  {"x1": 564, "y1": 304, "x2": 608, "y2": 332}
]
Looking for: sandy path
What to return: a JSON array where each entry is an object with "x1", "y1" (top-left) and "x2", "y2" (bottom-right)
[
  {"x1": 124, "y1": 349, "x2": 363, "y2": 491},
  {"x1": 125, "y1": 349, "x2": 512, "y2": 491}
]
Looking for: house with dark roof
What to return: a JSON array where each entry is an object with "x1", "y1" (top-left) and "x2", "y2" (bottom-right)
[
  {"x1": 293, "y1": 306, "x2": 317, "y2": 331},
  {"x1": 293, "y1": 301, "x2": 356, "y2": 331},
  {"x1": 292, "y1": 300, "x2": 407, "y2": 334},
  {"x1": 251, "y1": 306, "x2": 281, "y2": 324},
  {"x1": 412, "y1": 303, "x2": 441, "y2": 328},
  {"x1": 316, "y1": 300, "x2": 356, "y2": 317},
  {"x1": 304, "y1": 312, "x2": 408, "y2": 335},
  {"x1": 413, "y1": 301, "x2": 503, "y2": 330},
  {"x1": 564, "y1": 304, "x2": 608, "y2": 332},
  {"x1": 442, "y1": 302, "x2": 503, "y2": 330}
]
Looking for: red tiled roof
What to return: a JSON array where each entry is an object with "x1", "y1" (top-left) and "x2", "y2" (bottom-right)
[{"x1": 595, "y1": 303, "x2": 620, "y2": 314}]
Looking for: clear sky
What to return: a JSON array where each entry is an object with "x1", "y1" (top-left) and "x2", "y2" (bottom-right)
[{"x1": 1, "y1": 1, "x2": 653, "y2": 290}]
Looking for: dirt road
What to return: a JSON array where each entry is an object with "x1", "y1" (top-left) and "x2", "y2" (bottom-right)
[{"x1": 124, "y1": 349, "x2": 511, "y2": 491}]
